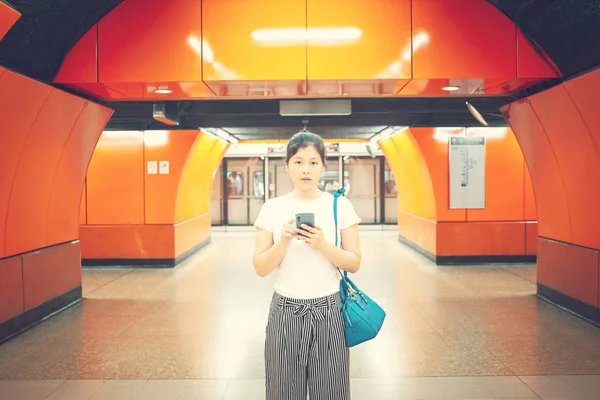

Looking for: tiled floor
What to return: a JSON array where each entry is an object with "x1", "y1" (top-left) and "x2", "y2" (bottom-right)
[{"x1": 1, "y1": 231, "x2": 600, "y2": 399}]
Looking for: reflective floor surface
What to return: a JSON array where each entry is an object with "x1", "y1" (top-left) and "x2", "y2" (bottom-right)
[{"x1": 1, "y1": 231, "x2": 600, "y2": 399}]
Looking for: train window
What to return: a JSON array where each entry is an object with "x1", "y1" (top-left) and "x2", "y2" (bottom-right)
[
  {"x1": 317, "y1": 157, "x2": 343, "y2": 194},
  {"x1": 384, "y1": 161, "x2": 397, "y2": 197},
  {"x1": 252, "y1": 171, "x2": 272, "y2": 198},
  {"x1": 227, "y1": 171, "x2": 244, "y2": 197},
  {"x1": 342, "y1": 171, "x2": 350, "y2": 195},
  {"x1": 317, "y1": 170, "x2": 342, "y2": 194}
]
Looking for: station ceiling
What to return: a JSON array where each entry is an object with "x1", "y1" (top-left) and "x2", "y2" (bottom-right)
[{"x1": 1, "y1": 0, "x2": 598, "y2": 140}]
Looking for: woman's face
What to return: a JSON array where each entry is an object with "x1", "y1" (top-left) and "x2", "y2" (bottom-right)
[{"x1": 286, "y1": 145, "x2": 325, "y2": 191}]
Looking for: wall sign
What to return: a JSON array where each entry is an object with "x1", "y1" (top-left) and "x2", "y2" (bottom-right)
[
  {"x1": 449, "y1": 136, "x2": 485, "y2": 209},
  {"x1": 159, "y1": 161, "x2": 170, "y2": 174},
  {"x1": 147, "y1": 161, "x2": 158, "y2": 174}
]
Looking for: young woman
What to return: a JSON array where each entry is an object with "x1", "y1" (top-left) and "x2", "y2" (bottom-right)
[{"x1": 253, "y1": 131, "x2": 362, "y2": 400}]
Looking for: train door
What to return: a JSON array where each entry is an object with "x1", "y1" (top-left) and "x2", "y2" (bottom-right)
[
  {"x1": 226, "y1": 158, "x2": 251, "y2": 225},
  {"x1": 383, "y1": 159, "x2": 398, "y2": 223},
  {"x1": 248, "y1": 159, "x2": 266, "y2": 224},
  {"x1": 319, "y1": 156, "x2": 342, "y2": 194},
  {"x1": 267, "y1": 157, "x2": 293, "y2": 199},
  {"x1": 210, "y1": 163, "x2": 224, "y2": 225},
  {"x1": 225, "y1": 157, "x2": 265, "y2": 225},
  {"x1": 344, "y1": 156, "x2": 379, "y2": 224}
]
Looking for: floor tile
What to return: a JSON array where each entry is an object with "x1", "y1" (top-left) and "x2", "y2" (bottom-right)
[
  {"x1": 85, "y1": 380, "x2": 147, "y2": 400},
  {"x1": 519, "y1": 375, "x2": 596, "y2": 400},
  {"x1": 45, "y1": 380, "x2": 107, "y2": 400},
  {"x1": 475, "y1": 376, "x2": 539, "y2": 398},
  {"x1": 223, "y1": 379, "x2": 265, "y2": 400},
  {"x1": 0, "y1": 380, "x2": 64, "y2": 400},
  {"x1": 134, "y1": 379, "x2": 229, "y2": 400}
]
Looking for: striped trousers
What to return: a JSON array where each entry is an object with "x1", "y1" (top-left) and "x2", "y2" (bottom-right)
[{"x1": 265, "y1": 291, "x2": 350, "y2": 400}]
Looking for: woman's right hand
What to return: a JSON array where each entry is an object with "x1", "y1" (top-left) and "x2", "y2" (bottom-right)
[{"x1": 281, "y1": 218, "x2": 297, "y2": 244}]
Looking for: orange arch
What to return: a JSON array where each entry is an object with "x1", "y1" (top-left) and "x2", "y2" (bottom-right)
[
  {"x1": 0, "y1": 67, "x2": 113, "y2": 258},
  {"x1": 505, "y1": 77, "x2": 600, "y2": 249},
  {"x1": 174, "y1": 130, "x2": 229, "y2": 256},
  {"x1": 380, "y1": 126, "x2": 536, "y2": 259},
  {"x1": 379, "y1": 128, "x2": 437, "y2": 254},
  {"x1": 80, "y1": 129, "x2": 229, "y2": 261},
  {"x1": 0, "y1": 66, "x2": 112, "y2": 323},
  {"x1": 176, "y1": 130, "x2": 227, "y2": 221},
  {"x1": 380, "y1": 128, "x2": 437, "y2": 220},
  {"x1": 503, "y1": 68, "x2": 600, "y2": 309}
]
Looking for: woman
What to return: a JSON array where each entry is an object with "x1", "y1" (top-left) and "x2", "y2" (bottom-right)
[{"x1": 253, "y1": 131, "x2": 361, "y2": 400}]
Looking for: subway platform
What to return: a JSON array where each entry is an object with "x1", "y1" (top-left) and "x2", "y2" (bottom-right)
[{"x1": 0, "y1": 231, "x2": 599, "y2": 399}]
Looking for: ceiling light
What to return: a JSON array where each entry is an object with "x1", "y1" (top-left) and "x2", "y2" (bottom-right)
[
  {"x1": 251, "y1": 27, "x2": 362, "y2": 45},
  {"x1": 144, "y1": 131, "x2": 169, "y2": 147},
  {"x1": 442, "y1": 86, "x2": 460, "y2": 91},
  {"x1": 308, "y1": 27, "x2": 362, "y2": 43},
  {"x1": 154, "y1": 89, "x2": 173, "y2": 94},
  {"x1": 248, "y1": 87, "x2": 269, "y2": 93},
  {"x1": 433, "y1": 127, "x2": 465, "y2": 143},
  {"x1": 466, "y1": 102, "x2": 489, "y2": 126},
  {"x1": 370, "y1": 126, "x2": 408, "y2": 145},
  {"x1": 413, "y1": 32, "x2": 430, "y2": 49},
  {"x1": 202, "y1": 127, "x2": 239, "y2": 145}
]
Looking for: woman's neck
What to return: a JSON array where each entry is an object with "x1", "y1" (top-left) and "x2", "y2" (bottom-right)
[{"x1": 291, "y1": 188, "x2": 322, "y2": 201}]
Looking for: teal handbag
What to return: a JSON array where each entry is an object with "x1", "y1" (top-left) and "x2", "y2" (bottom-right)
[{"x1": 333, "y1": 188, "x2": 386, "y2": 347}]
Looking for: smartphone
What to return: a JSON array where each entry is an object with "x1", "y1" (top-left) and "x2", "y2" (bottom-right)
[{"x1": 296, "y1": 213, "x2": 315, "y2": 238}]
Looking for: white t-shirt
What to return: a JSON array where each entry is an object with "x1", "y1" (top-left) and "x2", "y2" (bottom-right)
[{"x1": 254, "y1": 190, "x2": 361, "y2": 299}]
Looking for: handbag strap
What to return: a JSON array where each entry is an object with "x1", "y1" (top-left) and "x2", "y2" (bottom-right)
[{"x1": 333, "y1": 188, "x2": 348, "y2": 280}]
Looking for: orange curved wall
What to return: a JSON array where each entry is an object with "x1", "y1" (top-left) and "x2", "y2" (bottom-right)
[
  {"x1": 380, "y1": 129, "x2": 437, "y2": 220},
  {"x1": 174, "y1": 131, "x2": 228, "y2": 256},
  {"x1": 80, "y1": 129, "x2": 228, "y2": 261},
  {"x1": 54, "y1": 0, "x2": 559, "y2": 100},
  {"x1": 0, "y1": 66, "x2": 113, "y2": 325},
  {"x1": 503, "y1": 68, "x2": 600, "y2": 312},
  {"x1": 380, "y1": 126, "x2": 537, "y2": 259},
  {"x1": 0, "y1": 1, "x2": 20, "y2": 40},
  {"x1": 379, "y1": 130, "x2": 438, "y2": 254}
]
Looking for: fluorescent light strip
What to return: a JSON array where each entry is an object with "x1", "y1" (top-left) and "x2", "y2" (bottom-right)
[{"x1": 251, "y1": 27, "x2": 362, "y2": 45}]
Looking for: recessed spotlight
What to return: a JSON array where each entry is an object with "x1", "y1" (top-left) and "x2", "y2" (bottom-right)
[
  {"x1": 442, "y1": 86, "x2": 460, "y2": 92},
  {"x1": 154, "y1": 89, "x2": 173, "y2": 94}
]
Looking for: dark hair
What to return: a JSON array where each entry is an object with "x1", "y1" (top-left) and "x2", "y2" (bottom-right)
[{"x1": 285, "y1": 131, "x2": 326, "y2": 165}]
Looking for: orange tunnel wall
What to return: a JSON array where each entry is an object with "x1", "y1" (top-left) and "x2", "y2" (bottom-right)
[
  {"x1": 0, "y1": 66, "x2": 113, "y2": 336},
  {"x1": 80, "y1": 129, "x2": 228, "y2": 265},
  {"x1": 379, "y1": 127, "x2": 537, "y2": 263},
  {"x1": 502, "y1": 68, "x2": 600, "y2": 323}
]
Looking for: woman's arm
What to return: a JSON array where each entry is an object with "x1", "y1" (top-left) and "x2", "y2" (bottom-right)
[
  {"x1": 252, "y1": 219, "x2": 296, "y2": 277},
  {"x1": 252, "y1": 229, "x2": 285, "y2": 277},
  {"x1": 301, "y1": 223, "x2": 361, "y2": 273}
]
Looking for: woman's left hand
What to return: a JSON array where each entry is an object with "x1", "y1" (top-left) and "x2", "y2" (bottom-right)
[{"x1": 300, "y1": 224, "x2": 327, "y2": 251}]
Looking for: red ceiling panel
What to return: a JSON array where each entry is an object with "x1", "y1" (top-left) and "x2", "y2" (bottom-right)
[{"x1": 54, "y1": 0, "x2": 561, "y2": 100}]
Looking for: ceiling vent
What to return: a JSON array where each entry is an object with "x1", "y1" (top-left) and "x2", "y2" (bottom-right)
[{"x1": 153, "y1": 103, "x2": 179, "y2": 126}]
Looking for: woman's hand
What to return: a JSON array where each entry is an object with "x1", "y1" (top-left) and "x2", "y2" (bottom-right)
[
  {"x1": 299, "y1": 224, "x2": 327, "y2": 251},
  {"x1": 281, "y1": 218, "x2": 297, "y2": 244}
]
